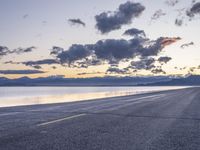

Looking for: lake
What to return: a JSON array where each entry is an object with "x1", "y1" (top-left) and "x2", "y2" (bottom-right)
[{"x1": 0, "y1": 86, "x2": 189, "y2": 107}]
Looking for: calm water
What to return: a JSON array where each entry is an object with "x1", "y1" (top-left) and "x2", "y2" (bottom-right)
[{"x1": 0, "y1": 86, "x2": 189, "y2": 107}]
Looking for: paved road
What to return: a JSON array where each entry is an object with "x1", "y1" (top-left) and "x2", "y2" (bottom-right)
[{"x1": 0, "y1": 87, "x2": 200, "y2": 150}]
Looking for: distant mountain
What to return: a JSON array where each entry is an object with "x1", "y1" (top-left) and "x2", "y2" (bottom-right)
[
  {"x1": 145, "y1": 75, "x2": 200, "y2": 86},
  {"x1": 0, "y1": 76, "x2": 172, "y2": 86}
]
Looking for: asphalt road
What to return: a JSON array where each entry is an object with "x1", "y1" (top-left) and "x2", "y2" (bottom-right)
[{"x1": 0, "y1": 87, "x2": 200, "y2": 150}]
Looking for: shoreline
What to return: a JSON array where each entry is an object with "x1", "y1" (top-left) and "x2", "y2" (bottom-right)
[{"x1": 0, "y1": 87, "x2": 193, "y2": 109}]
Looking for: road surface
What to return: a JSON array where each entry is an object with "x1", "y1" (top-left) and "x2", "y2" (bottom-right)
[{"x1": 0, "y1": 87, "x2": 200, "y2": 150}]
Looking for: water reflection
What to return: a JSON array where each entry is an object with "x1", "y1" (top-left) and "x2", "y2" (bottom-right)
[{"x1": 0, "y1": 86, "x2": 189, "y2": 107}]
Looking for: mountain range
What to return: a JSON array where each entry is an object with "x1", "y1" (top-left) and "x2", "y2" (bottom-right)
[{"x1": 0, "y1": 75, "x2": 200, "y2": 86}]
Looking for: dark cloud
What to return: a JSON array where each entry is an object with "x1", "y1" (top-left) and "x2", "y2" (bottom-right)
[
  {"x1": 129, "y1": 58, "x2": 156, "y2": 70},
  {"x1": 56, "y1": 44, "x2": 92, "y2": 65},
  {"x1": 151, "y1": 68, "x2": 166, "y2": 74},
  {"x1": 51, "y1": 28, "x2": 180, "y2": 76},
  {"x1": 0, "y1": 70, "x2": 45, "y2": 74},
  {"x1": 180, "y1": 42, "x2": 194, "y2": 49},
  {"x1": 187, "y1": 2, "x2": 200, "y2": 18},
  {"x1": 68, "y1": 19, "x2": 86, "y2": 27},
  {"x1": 91, "y1": 37, "x2": 179, "y2": 63},
  {"x1": 123, "y1": 28, "x2": 145, "y2": 37},
  {"x1": 77, "y1": 72, "x2": 103, "y2": 75},
  {"x1": 4, "y1": 61, "x2": 16, "y2": 64},
  {"x1": 12, "y1": 46, "x2": 36, "y2": 54},
  {"x1": 32, "y1": 65, "x2": 42, "y2": 69},
  {"x1": 93, "y1": 39, "x2": 135, "y2": 62},
  {"x1": 95, "y1": 1, "x2": 145, "y2": 34},
  {"x1": 175, "y1": 18, "x2": 183, "y2": 26},
  {"x1": 72, "y1": 58, "x2": 102, "y2": 68},
  {"x1": 22, "y1": 59, "x2": 58, "y2": 66},
  {"x1": 189, "y1": 67, "x2": 196, "y2": 72},
  {"x1": 52, "y1": 36, "x2": 180, "y2": 69},
  {"x1": 51, "y1": 46, "x2": 64, "y2": 55},
  {"x1": 21, "y1": 59, "x2": 59, "y2": 69},
  {"x1": 0, "y1": 46, "x2": 35, "y2": 58},
  {"x1": 0, "y1": 46, "x2": 9, "y2": 56},
  {"x1": 187, "y1": 65, "x2": 200, "y2": 73},
  {"x1": 107, "y1": 67, "x2": 129, "y2": 74},
  {"x1": 4, "y1": 61, "x2": 20, "y2": 65},
  {"x1": 158, "y1": 56, "x2": 172, "y2": 64},
  {"x1": 174, "y1": 66, "x2": 187, "y2": 70}
]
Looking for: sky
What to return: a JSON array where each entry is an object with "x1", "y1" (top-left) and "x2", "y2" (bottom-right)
[{"x1": 0, "y1": 0, "x2": 200, "y2": 79}]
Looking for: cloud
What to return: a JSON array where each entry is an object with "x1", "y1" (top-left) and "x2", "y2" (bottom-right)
[
  {"x1": 189, "y1": 67, "x2": 196, "y2": 72},
  {"x1": 151, "y1": 68, "x2": 166, "y2": 74},
  {"x1": 4, "y1": 61, "x2": 16, "y2": 64},
  {"x1": 123, "y1": 28, "x2": 146, "y2": 37},
  {"x1": 32, "y1": 65, "x2": 42, "y2": 69},
  {"x1": 175, "y1": 18, "x2": 183, "y2": 26},
  {"x1": 150, "y1": 9, "x2": 166, "y2": 22},
  {"x1": 4, "y1": 61, "x2": 20, "y2": 65},
  {"x1": 77, "y1": 72, "x2": 103, "y2": 75},
  {"x1": 139, "y1": 37, "x2": 181, "y2": 57},
  {"x1": 107, "y1": 67, "x2": 129, "y2": 74},
  {"x1": 95, "y1": 1, "x2": 145, "y2": 34},
  {"x1": 165, "y1": 0, "x2": 179, "y2": 7},
  {"x1": 174, "y1": 66, "x2": 187, "y2": 70},
  {"x1": 0, "y1": 46, "x2": 36, "y2": 58},
  {"x1": 0, "y1": 70, "x2": 45, "y2": 74},
  {"x1": 21, "y1": 59, "x2": 59, "y2": 69},
  {"x1": 89, "y1": 37, "x2": 179, "y2": 63},
  {"x1": 160, "y1": 37, "x2": 181, "y2": 47},
  {"x1": 22, "y1": 59, "x2": 59, "y2": 66},
  {"x1": 68, "y1": 19, "x2": 86, "y2": 27},
  {"x1": 129, "y1": 58, "x2": 156, "y2": 70},
  {"x1": 56, "y1": 44, "x2": 92, "y2": 65},
  {"x1": 93, "y1": 39, "x2": 136, "y2": 62},
  {"x1": 51, "y1": 28, "x2": 180, "y2": 75},
  {"x1": 180, "y1": 42, "x2": 194, "y2": 49},
  {"x1": 51, "y1": 46, "x2": 64, "y2": 55},
  {"x1": 0, "y1": 46, "x2": 9, "y2": 56},
  {"x1": 72, "y1": 58, "x2": 102, "y2": 68},
  {"x1": 53, "y1": 36, "x2": 180, "y2": 68},
  {"x1": 186, "y1": 2, "x2": 200, "y2": 18},
  {"x1": 12, "y1": 46, "x2": 36, "y2": 54},
  {"x1": 158, "y1": 56, "x2": 172, "y2": 64}
]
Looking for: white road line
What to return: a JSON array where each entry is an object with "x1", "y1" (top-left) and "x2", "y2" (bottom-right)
[
  {"x1": 37, "y1": 113, "x2": 86, "y2": 126},
  {"x1": 0, "y1": 112, "x2": 21, "y2": 117},
  {"x1": 35, "y1": 94, "x2": 167, "y2": 126}
]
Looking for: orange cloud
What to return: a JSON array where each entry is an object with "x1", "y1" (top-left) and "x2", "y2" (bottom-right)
[{"x1": 161, "y1": 37, "x2": 181, "y2": 48}]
